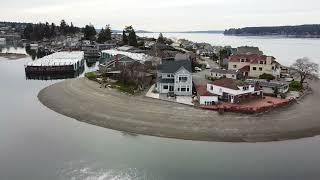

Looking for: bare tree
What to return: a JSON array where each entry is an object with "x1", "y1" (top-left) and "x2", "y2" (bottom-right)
[{"x1": 291, "y1": 57, "x2": 319, "y2": 86}]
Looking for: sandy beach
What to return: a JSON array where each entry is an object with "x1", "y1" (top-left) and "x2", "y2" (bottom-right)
[{"x1": 38, "y1": 78, "x2": 320, "y2": 142}]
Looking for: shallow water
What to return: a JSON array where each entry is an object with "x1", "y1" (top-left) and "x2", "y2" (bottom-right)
[{"x1": 1, "y1": 39, "x2": 320, "y2": 180}]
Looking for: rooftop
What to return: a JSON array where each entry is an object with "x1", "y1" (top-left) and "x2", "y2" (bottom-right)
[
  {"x1": 26, "y1": 51, "x2": 84, "y2": 67},
  {"x1": 246, "y1": 79, "x2": 289, "y2": 88},
  {"x1": 210, "y1": 68, "x2": 239, "y2": 75},
  {"x1": 229, "y1": 54, "x2": 275, "y2": 64},
  {"x1": 211, "y1": 78, "x2": 247, "y2": 90},
  {"x1": 196, "y1": 85, "x2": 217, "y2": 96},
  {"x1": 158, "y1": 59, "x2": 192, "y2": 74},
  {"x1": 102, "y1": 49, "x2": 153, "y2": 63}
]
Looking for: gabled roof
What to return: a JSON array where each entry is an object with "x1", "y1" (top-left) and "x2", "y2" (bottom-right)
[
  {"x1": 211, "y1": 78, "x2": 247, "y2": 90},
  {"x1": 158, "y1": 60, "x2": 192, "y2": 74},
  {"x1": 229, "y1": 54, "x2": 275, "y2": 64},
  {"x1": 246, "y1": 79, "x2": 289, "y2": 88},
  {"x1": 196, "y1": 85, "x2": 217, "y2": 96},
  {"x1": 239, "y1": 65, "x2": 250, "y2": 72}
]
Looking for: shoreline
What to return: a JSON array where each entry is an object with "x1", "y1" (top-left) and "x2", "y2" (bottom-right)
[
  {"x1": 38, "y1": 78, "x2": 320, "y2": 142},
  {"x1": 0, "y1": 53, "x2": 28, "y2": 60}
]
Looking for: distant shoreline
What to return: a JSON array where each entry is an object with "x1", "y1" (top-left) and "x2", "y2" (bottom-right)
[
  {"x1": 0, "y1": 53, "x2": 28, "y2": 60},
  {"x1": 38, "y1": 78, "x2": 320, "y2": 143},
  {"x1": 224, "y1": 34, "x2": 320, "y2": 39}
]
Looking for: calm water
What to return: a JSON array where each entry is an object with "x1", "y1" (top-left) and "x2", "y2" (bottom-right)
[
  {"x1": 1, "y1": 36, "x2": 320, "y2": 180},
  {"x1": 139, "y1": 33, "x2": 320, "y2": 66}
]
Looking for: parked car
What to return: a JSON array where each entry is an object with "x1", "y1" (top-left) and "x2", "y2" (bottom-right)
[
  {"x1": 206, "y1": 64, "x2": 211, "y2": 69},
  {"x1": 195, "y1": 67, "x2": 202, "y2": 72}
]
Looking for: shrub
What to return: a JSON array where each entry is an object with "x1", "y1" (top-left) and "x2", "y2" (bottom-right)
[
  {"x1": 85, "y1": 72, "x2": 97, "y2": 79},
  {"x1": 289, "y1": 81, "x2": 303, "y2": 91},
  {"x1": 259, "y1": 73, "x2": 275, "y2": 81}
]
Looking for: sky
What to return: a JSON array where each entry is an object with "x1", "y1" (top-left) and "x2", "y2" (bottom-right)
[{"x1": 1, "y1": 0, "x2": 320, "y2": 31}]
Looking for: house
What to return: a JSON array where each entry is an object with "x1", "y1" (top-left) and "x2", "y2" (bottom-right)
[
  {"x1": 156, "y1": 59, "x2": 192, "y2": 96},
  {"x1": 202, "y1": 78, "x2": 263, "y2": 104},
  {"x1": 207, "y1": 68, "x2": 241, "y2": 80},
  {"x1": 228, "y1": 54, "x2": 281, "y2": 79},
  {"x1": 246, "y1": 79, "x2": 289, "y2": 95},
  {"x1": 196, "y1": 85, "x2": 218, "y2": 105}
]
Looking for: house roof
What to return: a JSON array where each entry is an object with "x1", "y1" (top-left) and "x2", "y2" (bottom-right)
[
  {"x1": 158, "y1": 59, "x2": 192, "y2": 74},
  {"x1": 239, "y1": 65, "x2": 250, "y2": 72},
  {"x1": 210, "y1": 68, "x2": 239, "y2": 75},
  {"x1": 245, "y1": 79, "x2": 289, "y2": 88},
  {"x1": 211, "y1": 78, "x2": 247, "y2": 90},
  {"x1": 229, "y1": 54, "x2": 275, "y2": 64},
  {"x1": 196, "y1": 85, "x2": 217, "y2": 96}
]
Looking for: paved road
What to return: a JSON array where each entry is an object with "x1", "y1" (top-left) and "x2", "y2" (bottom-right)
[
  {"x1": 193, "y1": 57, "x2": 220, "y2": 85},
  {"x1": 38, "y1": 78, "x2": 320, "y2": 142}
]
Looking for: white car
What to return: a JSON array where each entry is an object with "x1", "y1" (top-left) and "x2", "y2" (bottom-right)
[
  {"x1": 206, "y1": 64, "x2": 211, "y2": 69},
  {"x1": 195, "y1": 67, "x2": 202, "y2": 72}
]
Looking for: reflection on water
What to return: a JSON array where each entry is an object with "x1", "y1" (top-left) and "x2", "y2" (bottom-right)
[
  {"x1": 59, "y1": 161, "x2": 155, "y2": 180},
  {"x1": 25, "y1": 69, "x2": 85, "y2": 80}
]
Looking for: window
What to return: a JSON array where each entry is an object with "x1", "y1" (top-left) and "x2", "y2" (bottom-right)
[
  {"x1": 163, "y1": 85, "x2": 168, "y2": 90},
  {"x1": 179, "y1": 76, "x2": 188, "y2": 83},
  {"x1": 187, "y1": 88, "x2": 190, "y2": 92},
  {"x1": 260, "y1": 61, "x2": 264, "y2": 64},
  {"x1": 241, "y1": 59, "x2": 245, "y2": 62},
  {"x1": 181, "y1": 88, "x2": 186, "y2": 92},
  {"x1": 253, "y1": 67, "x2": 257, "y2": 71},
  {"x1": 272, "y1": 66, "x2": 275, "y2": 70},
  {"x1": 210, "y1": 86, "x2": 213, "y2": 90},
  {"x1": 233, "y1": 65, "x2": 237, "y2": 68},
  {"x1": 167, "y1": 74, "x2": 171, "y2": 78},
  {"x1": 259, "y1": 67, "x2": 263, "y2": 71}
]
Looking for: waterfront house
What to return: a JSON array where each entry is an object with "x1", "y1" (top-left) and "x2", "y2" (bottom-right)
[
  {"x1": 198, "y1": 78, "x2": 263, "y2": 104},
  {"x1": 246, "y1": 79, "x2": 289, "y2": 96},
  {"x1": 196, "y1": 85, "x2": 218, "y2": 105},
  {"x1": 207, "y1": 68, "x2": 241, "y2": 80},
  {"x1": 156, "y1": 59, "x2": 192, "y2": 96},
  {"x1": 228, "y1": 54, "x2": 281, "y2": 79}
]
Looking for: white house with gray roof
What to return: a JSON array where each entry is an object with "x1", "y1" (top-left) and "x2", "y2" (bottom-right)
[
  {"x1": 245, "y1": 79, "x2": 289, "y2": 95},
  {"x1": 156, "y1": 59, "x2": 192, "y2": 96}
]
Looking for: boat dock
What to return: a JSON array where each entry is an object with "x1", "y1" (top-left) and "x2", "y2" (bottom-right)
[{"x1": 25, "y1": 51, "x2": 84, "y2": 74}]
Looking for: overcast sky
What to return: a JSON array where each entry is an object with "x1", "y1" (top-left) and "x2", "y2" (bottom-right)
[{"x1": 1, "y1": 0, "x2": 320, "y2": 31}]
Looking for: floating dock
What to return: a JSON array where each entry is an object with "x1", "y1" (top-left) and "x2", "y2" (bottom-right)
[{"x1": 25, "y1": 51, "x2": 85, "y2": 74}]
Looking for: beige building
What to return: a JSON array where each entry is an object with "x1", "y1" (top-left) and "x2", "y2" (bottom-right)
[{"x1": 228, "y1": 54, "x2": 281, "y2": 78}]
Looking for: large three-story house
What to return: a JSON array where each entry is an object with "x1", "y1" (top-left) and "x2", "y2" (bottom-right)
[
  {"x1": 228, "y1": 54, "x2": 281, "y2": 79},
  {"x1": 156, "y1": 59, "x2": 192, "y2": 96}
]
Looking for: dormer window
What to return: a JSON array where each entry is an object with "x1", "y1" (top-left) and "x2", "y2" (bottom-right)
[{"x1": 259, "y1": 61, "x2": 264, "y2": 64}]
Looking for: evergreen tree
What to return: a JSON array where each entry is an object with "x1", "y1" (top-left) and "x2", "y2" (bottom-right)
[
  {"x1": 122, "y1": 30, "x2": 128, "y2": 45},
  {"x1": 83, "y1": 24, "x2": 97, "y2": 40},
  {"x1": 60, "y1": 19, "x2": 67, "y2": 35},
  {"x1": 123, "y1": 26, "x2": 137, "y2": 47},
  {"x1": 157, "y1": 33, "x2": 165, "y2": 44},
  {"x1": 128, "y1": 30, "x2": 137, "y2": 47},
  {"x1": 97, "y1": 25, "x2": 112, "y2": 43},
  {"x1": 105, "y1": 25, "x2": 112, "y2": 41}
]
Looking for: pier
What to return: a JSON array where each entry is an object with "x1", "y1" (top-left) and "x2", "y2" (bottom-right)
[{"x1": 25, "y1": 51, "x2": 84, "y2": 74}]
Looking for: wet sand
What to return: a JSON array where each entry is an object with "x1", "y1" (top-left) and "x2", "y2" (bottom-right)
[{"x1": 38, "y1": 78, "x2": 320, "y2": 142}]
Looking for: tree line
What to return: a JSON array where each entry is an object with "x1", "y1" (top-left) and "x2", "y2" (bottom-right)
[
  {"x1": 23, "y1": 20, "x2": 80, "y2": 41},
  {"x1": 22, "y1": 20, "x2": 139, "y2": 47},
  {"x1": 224, "y1": 25, "x2": 320, "y2": 36}
]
